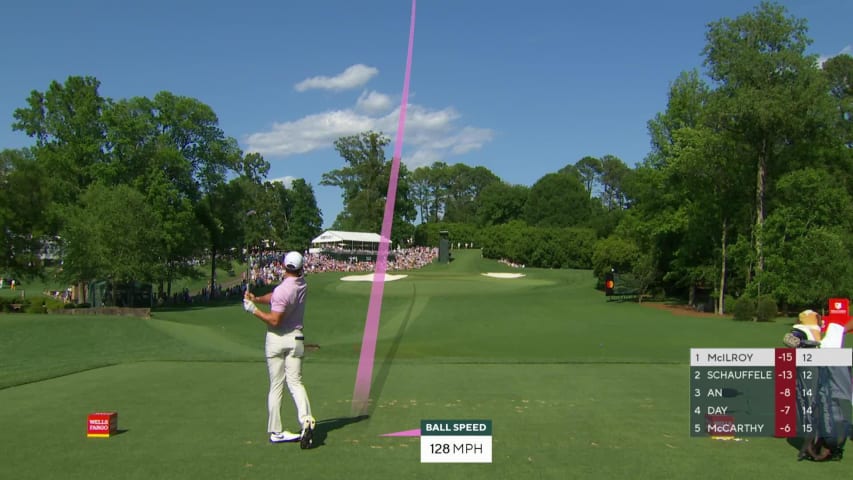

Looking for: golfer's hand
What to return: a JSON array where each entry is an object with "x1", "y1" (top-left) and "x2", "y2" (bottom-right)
[
  {"x1": 243, "y1": 298, "x2": 257, "y2": 314},
  {"x1": 244, "y1": 292, "x2": 256, "y2": 302}
]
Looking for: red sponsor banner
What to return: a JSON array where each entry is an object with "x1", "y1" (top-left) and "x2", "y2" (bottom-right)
[
  {"x1": 825, "y1": 298, "x2": 850, "y2": 331},
  {"x1": 828, "y1": 298, "x2": 848, "y2": 316},
  {"x1": 87, "y1": 412, "x2": 117, "y2": 438}
]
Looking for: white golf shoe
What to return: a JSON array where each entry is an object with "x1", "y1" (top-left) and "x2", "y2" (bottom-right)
[{"x1": 269, "y1": 431, "x2": 301, "y2": 443}]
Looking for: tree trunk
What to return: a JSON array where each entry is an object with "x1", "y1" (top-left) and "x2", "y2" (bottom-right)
[
  {"x1": 109, "y1": 279, "x2": 116, "y2": 307},
  {"x1": 74, "y1": 281, "x2": 88, "y2": 304},
  {"x1": 209, "y1": 245, "x2": 217, "y2": 299},
  {"x1": 754, "y1": 138, "x2": 768, "y2": 279},
  {"x1": 166, "y1": 259, "x2": 174, "y2": 299},
  {"x1": 718, "y1": 219, "x2": 727, "y2": 315}
]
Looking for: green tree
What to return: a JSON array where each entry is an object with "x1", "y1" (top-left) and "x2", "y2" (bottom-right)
[
  {"x1": 591, "y1": 236, "x2": 640, "y2": 279},
  {"x1": 822, "y1": 54, "x2": 853, "y2": 225},
  {"x1": 321, "y1": 131, "x2": 416, "y2": 238},
  {"x1": 12, "y1": 76, "x2": 108, "y2": 207},
  {"x1": 646, "y1": 70, "x2": 710, "y2": 169},
  {"x1": 442, "y1": 164, "x2": 500, "y2": 223},
  {"x1": 598, "y1": 155, "x2": 632, "y2": 211},
  {"x1": 322, "y1": 131, "x2": 389, "y2": 230},
  {"x1": 703, "y1": 1, "x2": 835, "y2": 284},
  {"x1": 822, "y1": 54, "x2": 853, "y2": 149},
  {"x1": 524, "y1": 172, "x2": 591, "y2": 227},
  {"x1": 572, "y1": 156, "x2": 602, "y2": 198},
  {"x1": 101, "y1": 92, "x2": 255, "y2": 296},
  {"x1": 409, "y1": 165, "x2": 433, "y2": 223},
  {"x1": 425, "y1": 162, "x2": 451, "y2": 222},
  {"x1": 0, "y1": 148, "x2": 50, "y2": 278},
  {"x1": 409, "y1": 161, "x2": 452, "y2": 223},
  {"x1": 102, "y1": 96, "x2": 201, "y2": 296},
  {"x1": 635, "y1": 66, "x2": 756, "y2": 311},
  {"x1": 264, "y1": 178, "x2": 323, "y2": 251},
  {"x1": 761, "y1": 168, "x2": 853, "y2": 309},
  {"x1": 60, "y1": 184, "x2": 162, "y2": 285},
  {"x1": 476, "y1": 182, "x2": 528, "y2": 226},
  {"x1": 151, "y1": 92, "x2": 247, "y2": 292},
  {"x1": 666, "y1": 126, "x2": 753, "y2": 311}
]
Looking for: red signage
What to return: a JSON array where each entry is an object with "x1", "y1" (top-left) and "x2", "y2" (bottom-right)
[
  {"x1": 87, "y1": 412, "x2": 118, "y2": 438},
  {"x1": 828, "y1": 298, "x2": 849, "y2": 317},
  {"x1": 824, "y1": 298, "x2": 850, "y2": 331}
]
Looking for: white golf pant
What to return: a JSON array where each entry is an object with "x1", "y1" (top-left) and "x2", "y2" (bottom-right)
[{"x1": 265, "y1": 329, "x2": 312, "y2": 433}]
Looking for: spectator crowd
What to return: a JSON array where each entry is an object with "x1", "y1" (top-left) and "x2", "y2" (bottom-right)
[{"x1": 248, "y1": 246, "x2": 438, "y2": 286}]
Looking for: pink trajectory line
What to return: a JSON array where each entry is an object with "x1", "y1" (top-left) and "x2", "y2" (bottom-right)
[
  {"x1": 352, "y1": 0, "x2": 417, "y2": 416},
  {"x1": 380, "y1": 429, "x2": 421, "y2": 437}
]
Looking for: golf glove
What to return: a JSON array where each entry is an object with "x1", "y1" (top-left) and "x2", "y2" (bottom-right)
[
  {"x1": 243, "y1": 298, "x2": 257, "y2": 314},
  {"x1": 782, "y1": 332, "x2": 801, "y2": 348}
]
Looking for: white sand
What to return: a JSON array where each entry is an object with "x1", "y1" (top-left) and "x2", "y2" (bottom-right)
[
  {"x1": 481, "y1": 272, "x2": 526, "y2": 279},
  {"x1": 340, "y1": 273, "x2": 409, "y2": 282}
]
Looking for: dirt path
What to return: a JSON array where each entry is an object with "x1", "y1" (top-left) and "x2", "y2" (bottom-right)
[{"x1": 640, "y1": 302, "x2": 728, "y2": 318}]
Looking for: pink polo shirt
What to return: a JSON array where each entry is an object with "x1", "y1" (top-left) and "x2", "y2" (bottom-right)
[{"x1": 269, "y1": 275, "x2": 307, "y2": 333}]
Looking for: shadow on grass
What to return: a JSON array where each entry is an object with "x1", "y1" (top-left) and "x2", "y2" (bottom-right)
[
  {"x1": 365, "y1": 283, "x2": 418, "y2": 416},
  {"x1": 311, "y1": 415, "x2": 369, "y2": 448},
  {"x1": 152, "y1": 300, "x2": 243, "y2": 313},
  {"x1": 786, "y1": 437, "x2": 804, "y2": 453}
]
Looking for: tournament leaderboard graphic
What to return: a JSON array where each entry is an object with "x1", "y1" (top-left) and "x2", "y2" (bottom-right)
[{"x1": 690, "y1": 348, "x2": 852, "y2": 437}]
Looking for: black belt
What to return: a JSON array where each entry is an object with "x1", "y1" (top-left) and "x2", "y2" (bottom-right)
[{"x1": 296, "y1": 336, "x2": 305, "y2": 341}]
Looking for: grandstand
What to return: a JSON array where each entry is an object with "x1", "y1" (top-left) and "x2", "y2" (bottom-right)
[{"x1": 310, "y1": 230, "x2": 383, "y2": 253}]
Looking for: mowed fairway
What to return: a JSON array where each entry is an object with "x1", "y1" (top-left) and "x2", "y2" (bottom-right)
[{"x1": 1, "y1": 250, "x2": 848, "y2": 479}]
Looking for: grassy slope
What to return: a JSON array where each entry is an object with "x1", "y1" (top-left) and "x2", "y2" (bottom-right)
[
  {"x1": 0, "y1": 263, "x2": 247, "y2": 302},
  {"x1": 1, "y1": 251, "x2": 845, "y2": 479}
]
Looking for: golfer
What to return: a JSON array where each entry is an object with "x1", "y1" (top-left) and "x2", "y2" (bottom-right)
[{"x1": 243, "y1": 251, "x2": 315, "y2": 448}]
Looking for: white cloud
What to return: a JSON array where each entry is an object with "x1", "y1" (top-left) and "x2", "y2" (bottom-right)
[
  {"x1": 818, "y1": 45, "x2": 852, "y2": 68},
  {"x1": 406, "y1": 148, "x2": 443, "y2": 167},
  {"x1": 270, "y1": 176, "x2": 297, "y2": 188},
  {"x1": 294, "y1": 64, "x2": 379, "y2": 92},
  {"x1": 245, "y1": 101, "x2": 493, "y2": 169},
  {"x1": 245, "y1": 110, "x2": 374, "y2": 157},
  {"x1": 356, "y1": 90, "x2": 393, "y2": 114},
  {"x1": 250, "y1": 63, "x2": 493, "y2": 169},
  {"x1": 449, "y1": 127, "x2": 495, "y2": 155}
]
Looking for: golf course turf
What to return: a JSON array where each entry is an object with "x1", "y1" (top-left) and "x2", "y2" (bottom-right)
[{"x1": 1, "y1": 250, "x2": 849, "y2": 479}]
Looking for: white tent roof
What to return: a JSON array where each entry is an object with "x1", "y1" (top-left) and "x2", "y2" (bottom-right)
[{"x1": 311, "y1": 230, "x2": 382, "y2": 245}]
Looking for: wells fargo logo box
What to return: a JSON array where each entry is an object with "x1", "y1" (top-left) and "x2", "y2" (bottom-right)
[
  {"x1": 87, "y1": 412, "x2": 118, "y2": 438},
  {"x1": 827, "y1": 298, "x2": 849, "y2": 323}
]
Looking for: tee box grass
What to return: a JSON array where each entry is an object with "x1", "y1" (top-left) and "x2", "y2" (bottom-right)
[{"x1": 0, "y1": 250, "x2": 846, "y2": 479}]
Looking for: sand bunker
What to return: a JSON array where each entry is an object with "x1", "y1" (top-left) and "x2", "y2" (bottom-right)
[
  {"x1": 340, "y1": 273, "x2": 409, "y2": 282},
  {"x1": 482, "y1": 272, "x2": 526, "y2": 279}
]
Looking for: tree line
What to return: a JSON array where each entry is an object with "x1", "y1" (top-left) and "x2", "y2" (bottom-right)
[
  {"x1": 0, "y1": 79, "x2": 322, "y2": 298},
  {"x1": 2, "y1": 2, "x2": 851, "y2": 314},
  {"x1": 324, "y1": 3, "x2": 853, "y2": 315}
]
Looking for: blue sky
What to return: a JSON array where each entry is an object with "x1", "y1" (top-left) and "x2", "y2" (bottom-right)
[{"x1": 1, "y1": 0, "x2": 851, "y2": 228}]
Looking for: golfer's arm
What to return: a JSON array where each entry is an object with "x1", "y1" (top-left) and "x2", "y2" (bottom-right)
[
  {"x1": 253, "y1": 309, "x2": 284, "y2": 328},
  {"x1": 845, "y1": 319, "x2": 853, "y2": 333},
  {"x1": 252, "y1": 293, "x2": 273, "y2": 304}
]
